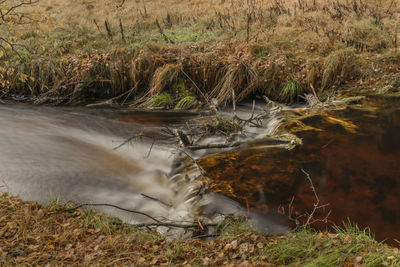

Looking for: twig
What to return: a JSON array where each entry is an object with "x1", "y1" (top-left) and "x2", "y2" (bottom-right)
[
  {"x1": 279, "y1": 170, "x2": 331, "y2": 228},
  {"x1": 321, "y1": 138, "x2": 335, "y2": 149},
  {"x1": 185, "y1": 143, "x2": 240, "y2": 150},
  {"x1": 58, "y1": 202, "x2": 218, "y2": 229},
  {"x1": 232, "y1": 89, "x2": 237, "y2": 118},
  {"x1": 59, "y1": 203, "x2": 163, "y2": 223},
  {"x1": 246, "y1": 13, "x2": 251, "y2": 43},
  {"x1": 178, "y1": 148, "x2": 206, "y2": 176},
  {"x1": 141, "y1": 193, "x2": 172, "y2": 208},
  {"x1": 0, "y1": 0, "x2": 39, "y2": 21},
  {"x1": 117, "y1": 0, "x2": 126, "y2": 8},
  {"x1": 119, "y1": 18, "x2": 125, "y2": 40},
  {"x1": 180, "y1": 68, "x2": 210, "y2": 105},
  {"x1": 93, "y1": 19, "x2": 102, "y2": 34},
  {"x1": 113, "y1": 132, "x2": 144, "y2": 150},
  {"x1": 133, "y1": 222, "x2": 217, "y2": 229},
  {"x1": 122, "y1": 84, "x2": 138, "y2": 105},
  {"x1": 104, "y1": 20, "x2": 113, "y2": 40},
  {"x1": 385, "y1": 0, "x2": 395, "y2": 14},
  {"x1": 231, "y1": 92, "x2": 262, "y2": 128},
  {"x1": 301, "y1": 169, "x2": 331, "y2": 227},
  {"x1": 145, "y1": 140, "x2": 155, "y2": 158},
  {"x1": 155, "y1": 19, "x2": 174, "y2": 44}
]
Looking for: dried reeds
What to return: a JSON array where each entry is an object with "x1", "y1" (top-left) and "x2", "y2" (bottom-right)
[{"x1": 321, "y1": 49, "x2": 361, "y2": 90}]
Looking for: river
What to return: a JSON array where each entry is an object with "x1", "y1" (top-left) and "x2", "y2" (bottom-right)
[{"x1": 0, "y1": 94, "x2": 399, "y2": 242}]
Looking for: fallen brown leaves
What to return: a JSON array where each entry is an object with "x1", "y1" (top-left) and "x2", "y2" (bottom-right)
[
  {"x1": 0, "y1": 193, "x2": 274, "y2": 266},
  {"x1": 1, "y1": 193, "x2": 399, "y2": 266}
]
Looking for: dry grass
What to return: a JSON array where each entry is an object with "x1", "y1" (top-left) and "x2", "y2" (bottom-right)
[
  {"x1": 321, "y1": 49, "x2": 361, "y2": 90},
  {"x1": 0, "y1": 0, "x2": 400, "y2": 106}
]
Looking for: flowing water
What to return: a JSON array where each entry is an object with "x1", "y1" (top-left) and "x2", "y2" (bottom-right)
[
  {"x1": 0, "y1": 94, "x2": 399, "y2": 242},
  {"x1": 0, "y1": 104, "x2": 202, "y2": 232},
  {"x1": 0, "y1": 103, "x2": 287, "y2": 236}
]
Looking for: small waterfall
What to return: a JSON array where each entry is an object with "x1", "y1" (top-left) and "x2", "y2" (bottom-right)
[{"x1": 0, "y1": 105, "x2": 202, "y2": 231}]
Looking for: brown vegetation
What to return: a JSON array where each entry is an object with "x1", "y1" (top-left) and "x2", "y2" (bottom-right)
[{"x1": 0, "y1": 0, "x2": 399, "y2": 106}]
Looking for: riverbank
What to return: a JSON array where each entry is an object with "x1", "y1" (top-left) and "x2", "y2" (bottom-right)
[
  {"x1": 0, "y1": 193, "x2": 399, "y2": 266},
  {"x1": 0, "y1": 0, "x2": 399, "y2": 107},
  {"x1": 1, "y1": 1, "x2": 400, "y2": 265}
]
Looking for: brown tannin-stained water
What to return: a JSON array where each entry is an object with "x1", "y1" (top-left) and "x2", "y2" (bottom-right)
[{"x1": 200, "y1": 94, "x2": 400, "y2": 244}]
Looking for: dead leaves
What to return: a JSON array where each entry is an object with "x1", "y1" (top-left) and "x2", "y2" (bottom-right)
[{"x1": 1, "y1": 193, "x2": 400, "y2": 266}]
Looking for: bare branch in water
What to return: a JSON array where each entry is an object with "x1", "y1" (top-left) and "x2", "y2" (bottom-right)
[
  {"x1": 113, "y1": 132, "x2": 145, "y2": 150},
  {"x1": 278, "y1": 169, "x2": 331, "y2": 229}
]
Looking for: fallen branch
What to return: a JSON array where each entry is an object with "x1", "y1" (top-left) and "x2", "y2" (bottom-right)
[
  {"x1": 185, "y1": 143, "x2": 240, "y2": 150},
  {"x1": 57, "y1": 202, "x2": 218, "y2": 230},
  {"x1": 58, "y1": 203, "x2": 163, "y2": 224},
  {"x1": 133, "y1": 222, "x2": 217, "y2": 229}
]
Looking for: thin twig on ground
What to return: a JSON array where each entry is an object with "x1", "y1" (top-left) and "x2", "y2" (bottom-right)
[{"x1": 59, "y1": 203, "x2": 163, "y2": 223}]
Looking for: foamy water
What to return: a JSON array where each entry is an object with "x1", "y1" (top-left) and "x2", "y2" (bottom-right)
[{"x1": 0, "y1": 105, "x2": 200, "y2": 227}]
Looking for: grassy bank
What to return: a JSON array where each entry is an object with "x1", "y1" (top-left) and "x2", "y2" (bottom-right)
[
  {"x1": 0, "y1": 0, "x2": 399, "y2": 107},
  {"x1": 1, "y1": 193, "x2": 399, "y2": 266}
]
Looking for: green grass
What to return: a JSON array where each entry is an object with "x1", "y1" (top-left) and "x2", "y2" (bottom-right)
[
  {"x1": 262, "y1": 224, "x2": 400, "y2": 266},
  {"x1": 150, "y1": 92, "x2": 175, "y2": 108},
  {"x1": 279, "y1": 77, "x2": 303, "y2": 103},
  {"x1": 175, "y1": 95, "x2": 197, "y2": 109}
]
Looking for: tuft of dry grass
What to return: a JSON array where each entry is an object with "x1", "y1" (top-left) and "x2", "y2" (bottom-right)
[
  {"x1": 321, "y1": 49, "x2": 361, "y2": 90},
  {"x1": 149, "y1": 64, "x2": 180, "y2": 96}
]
